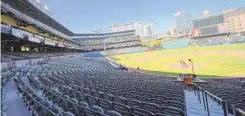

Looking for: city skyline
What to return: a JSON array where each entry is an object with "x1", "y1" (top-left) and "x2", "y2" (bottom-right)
[{"x1": 38, "y1": 0, "x2": 244, "y2": 34}]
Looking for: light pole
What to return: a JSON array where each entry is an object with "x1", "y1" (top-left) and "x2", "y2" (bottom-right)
[
  {"x1": 104, "y1": 39, "x2": 106, "y2": 53},
  {"x1": 188, "y1": 59, "x2": 195, "y2": 75}
]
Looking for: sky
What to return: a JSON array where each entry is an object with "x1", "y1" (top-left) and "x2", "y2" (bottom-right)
[{"x1": 40, "y1": 0, "x2": 245, "y2": 33}]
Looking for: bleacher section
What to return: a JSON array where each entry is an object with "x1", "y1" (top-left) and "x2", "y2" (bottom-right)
[
  {"x1": 2, "y1": 56, "x2": 244, "y2": 116},
  {"x1": 9, "y1": 57, "x2": 186, "y2": 116},
  {"x1": 72, "y1": 30, "x2": 141, "y2": 51}
]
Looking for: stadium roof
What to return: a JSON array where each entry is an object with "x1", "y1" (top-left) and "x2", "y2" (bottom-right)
[
  {"x1": 4, "y1": 0, "x2": 74, "y2": 36},
  {"x1": 73, "y1": 30, "x2": 135, "y2": 36},
  {"x1": 2, "y1": 0, "x2": 136, "y2": 43}
]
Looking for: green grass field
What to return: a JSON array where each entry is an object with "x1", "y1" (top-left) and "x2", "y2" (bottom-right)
[{"x1": 112, "y1": 44, "x2": 245, "y2": 78}]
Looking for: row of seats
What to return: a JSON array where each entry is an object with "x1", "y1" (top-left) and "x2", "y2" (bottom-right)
[
  {"x1": 24, "y1": 56, "x2": 187, "y2": 116},
  {"x1": 35, "y1": 74, "x2": 184, "y2": 116},
  {"x1": 14, "y1": 79, "x2": 77, "y2": 116},
  {"x1": 9, "y1": 51, "x2": 245, "y2": 116},
  {"x1": 25, "y1": 69, "x2": 123, "y2": 116}
]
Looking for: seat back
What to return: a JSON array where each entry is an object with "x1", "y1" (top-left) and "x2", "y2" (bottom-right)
[
  {"x1": 131, "y1": 107, "x2": 154, "y2": 116},
  {"x1": 112, "y1": 102, "x2": 131, "y2": 115}
]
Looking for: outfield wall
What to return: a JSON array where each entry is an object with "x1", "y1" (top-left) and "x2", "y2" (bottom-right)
[{"x1": 161, "y1": 39, "x2": 189, "y2": 49}]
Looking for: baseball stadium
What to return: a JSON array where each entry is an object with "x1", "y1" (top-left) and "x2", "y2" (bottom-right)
[{"x1": 1, "y1": 0, "x2": 245, "y2": 116}]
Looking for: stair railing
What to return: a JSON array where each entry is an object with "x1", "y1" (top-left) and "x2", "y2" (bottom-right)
[{"x1": 191, "y1": 84, "x2": 229, "y2": 116}]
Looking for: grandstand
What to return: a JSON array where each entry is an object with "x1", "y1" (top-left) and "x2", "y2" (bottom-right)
[
  {"x1": 72, "y1": 30, "x2": 142, "y2": 51},
  {"x1": 1, "y1": 1, "x2": 245, "y2": 116}
]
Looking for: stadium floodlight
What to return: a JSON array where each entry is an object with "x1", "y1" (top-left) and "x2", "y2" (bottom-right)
[{"x1": 188, "y1": 59, "x2": 195, "y2": 75}]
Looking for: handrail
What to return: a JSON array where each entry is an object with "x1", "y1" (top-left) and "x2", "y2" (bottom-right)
[
  {"x1": 192, "y1": 83, "x2": 245, "y2": 116},
  {"x1": 194, "y1": 84, "x2": 223, "y2": 101},
  {"x1": 191, "y1": 83, "x2": 229, "y2": 116},
  {"x1": 235, "y1": 108, "x2": 245, "y2": 116}
]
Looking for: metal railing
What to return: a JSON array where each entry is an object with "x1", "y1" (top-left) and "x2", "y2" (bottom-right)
[{"x1": 191, "y1": 84, "x2": 245, "y2": 116}]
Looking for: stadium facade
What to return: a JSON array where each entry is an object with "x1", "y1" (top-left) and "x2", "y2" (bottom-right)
[
  {"x1": 224, "y1": 8, "x2": 245, "y2": 34},
  {"x1": 72, "y1": 30, "x2": 141, "y2": 51},
  {"x1": 109, "y1": 22, "x2": 153, "y2": 39}
]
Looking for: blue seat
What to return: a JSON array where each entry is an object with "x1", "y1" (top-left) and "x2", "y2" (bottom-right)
[
  {"x1": 105, "y1": 110, "x2": 122, "y2": 116},
  {"x1": 91, "y1": 105, "x2": 104, "y2": 113}
]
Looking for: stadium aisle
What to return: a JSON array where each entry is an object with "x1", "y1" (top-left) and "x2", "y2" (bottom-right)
[
  {"x1": 5, "y1": 78, "x2": 31, "y2": 116},
  {"x1": 185, "y1": 90, "x2": 224, "y2": 116}
]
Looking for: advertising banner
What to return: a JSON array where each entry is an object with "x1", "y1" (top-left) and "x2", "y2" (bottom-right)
[
  {"x1": 217, "y1": 23, "x2": 229, "y2": 33},
  {"x1": 28, "y1": 36, "x2": 41, "y2": 43},
  {"x1": 192, "y1": 28, "x2": 200, "y2": 37},
  {"x1": 45, "y1": 38, "x2": 56, "y2": 46},
  {"x1": 1, "y1": 24, "x2": 11, "y2": 34},
  {"x1": 11, "y1": 28, "x2": 24, "y2": 39},
  {"x1": 58, "y1": 42, "x2": 65, "y2": 47},
  {"x1": 34, "y1": 34, "x2": 45, "y2": 40}
]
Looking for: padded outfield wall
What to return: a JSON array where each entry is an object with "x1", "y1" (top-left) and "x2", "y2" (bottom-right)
[{"x1": 161, "y1": 39, "x2": 189, "y2": 49}]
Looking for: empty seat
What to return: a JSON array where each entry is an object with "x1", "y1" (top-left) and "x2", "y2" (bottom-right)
[
  {"x1": 135, "y1": 95, "x2": 150, "y2": 101},
  {"x1": 79, "y1": 101, "x2": 89, "y2": 107},
  {"x1": 162, "y1": 106, "x2": 185, "y2": 116},
  {"x1": 62, "y1": 111, "x2": 75, "y2": 116},
  {"x1": 167, "y1": 100, "x2": 185, "y2": 110},
  {"x1": 112, "y1": 102, "x2": 131, "y2": 115},
  {"x1": 98, "y1": 98, "x2": 112, "y2": 110},
  {"x1": 105, "y1": 110, "x2": 122, "y2": 116},
  {"x1": 141, "y1": 102, "x2": 161, "y2": 113},
  {"x1": 102, "y1": 93, "x2": 115, "y2": 102},
  {"x1": 50, "y1": 106, "x2": 62, "y2": 114},
  {"x1": 126, "y1": 99, "x2": 142, "y2": 108},
  {"x1": 150, "y1": 98, "x2": 167, "y2": 106},
  {"x1": 41, "y1": 101, "x2": 52, "y2": 108},
  {"x1": 63, "y1": 95, "x2": 70, "y2": 99},
  {"x1": 83, "y1": 107, "x2": 97, "y2": 116},
  {"x1": 78, "y1": 93, "x2": 87, "y2": 102},
  {"x1": 70, "y1": 98, "x2": 78, "y2": 104},
  {"x1": 94, "y1": 91, "x2": 103, "y2": 98},
  {"x1": 87, "y1": 95, "x2": 98, "y2": 105},
  {"x1": 91, "y1": 105, "x2": 104, "y2": 113},
  {"x1": 131, "y1": 107, "x2": 154, "y2": 116},
  {"x1": 114, "y1": 96, "x2": 127, "y2": 104}
]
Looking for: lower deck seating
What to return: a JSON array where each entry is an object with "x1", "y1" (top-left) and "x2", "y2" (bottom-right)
[
  {"x1": 10, "y1": 56, "x2": 245, "y2": 116},
  {"x1": 15, "y1": 56, "x2": 186, "y2": 116}
]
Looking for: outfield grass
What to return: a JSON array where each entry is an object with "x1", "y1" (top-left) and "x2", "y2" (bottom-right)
[{"x1": 112, "y1": 44, "x2": 245, "y2": 78}]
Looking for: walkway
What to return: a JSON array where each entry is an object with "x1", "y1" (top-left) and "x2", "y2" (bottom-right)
[
  {"x1": 5, "y1": 77, "x2": 31, "y2": 116},
  {"x1": 185, "y1": 90, "x2": 224, "y2": 116}
]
